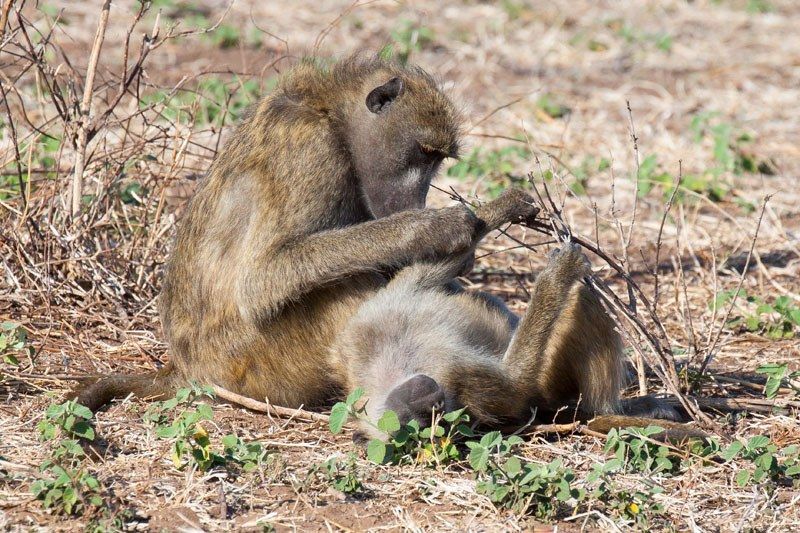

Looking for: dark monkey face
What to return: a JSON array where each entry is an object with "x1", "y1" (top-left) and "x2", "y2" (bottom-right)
[{"x1": 349, "y1": 75, "x2": 461, "y2": 218}]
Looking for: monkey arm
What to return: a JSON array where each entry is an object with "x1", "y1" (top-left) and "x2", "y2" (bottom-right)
[
  {"x1": 474, "y1": 188, "x2": 539, "y2": 235},
  {"x1": 242, "y1": 205, "x2": 479, "y2": 319},
  {"x1": 358, "y1": 189, "x2": 542, "y2": 293}
]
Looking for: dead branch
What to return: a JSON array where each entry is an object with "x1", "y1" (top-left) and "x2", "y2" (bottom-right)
[
  {"x1": 71, "y1": 0, "x2": 111, "y2": 219},
  {"x1": 211, "y1": 384, "x2": 332, "y2": 425}
]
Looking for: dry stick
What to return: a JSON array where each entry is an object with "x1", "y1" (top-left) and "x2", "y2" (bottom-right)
[
  {"x1": 0, "y1": 0, "x2": 13, "y2": 39},
  {"x1": 529, "y1": 421, "x2": 607, "y2": 439},
  {"x1": 700, "y1": 194, "x2": 772, "y2": 374},
  {"x1": 624, "y1": 100, "x2": 642, "y2": 256},
  {"x1": 70, "y1": 0, "x2": 111, "y2": 219},
  {"x1": 211, "y1": 385, "x2": 331, "y2": 424},
  {"x1": 664, "y1": 396, "x2": 799, "y2": 415},
  {"x1": 0, "y1": 81, "x2": 26, "y2": 210},
  {"x1": 653, "y1": 162, "x2": 683, "y2": 314}
]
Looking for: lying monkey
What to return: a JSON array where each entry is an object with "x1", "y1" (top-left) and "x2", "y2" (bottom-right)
[{"x1": 333, "y1": 194, "x2": 686, "y2": 438}]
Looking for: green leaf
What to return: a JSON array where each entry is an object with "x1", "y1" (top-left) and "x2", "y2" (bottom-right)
[
  {"x1": 377, "y1": 410, "x2": 401, "y2": 434},
  {"x1": 156, "y1": 425, "x2": 179, "y2": 439},
  {"x1": 764, "y1": 376, "x2": 782, "y2": 399},
  {"x1": 785, "y1": 464, "x2": 800, "y2": 476},
  {"x1": 221, "y1": 434, "x2": 239, "y2": 449},
  {"x1": 329, "y1": 402, "x2": 349, "y2": 434},
  {"x1": 720, "y1": 441, "x2": 743, "y2": 461},
  {"x1": 456, "y1": 424, "x2": 475, "y2": 437},
  {"x1": 746, "y1": 435, "x2": 770, "y2": 451},
  {"x1": 479, "y1": 431, "x2": 502, "y2": 448},
  {"x1": 367, "y1": 439, "x2": 389, "y2": 464},
  {"x1": 196, "y1": 403, "x2": 214, "y2": 420},
  {"x1": 504, "y1": 456, "x2": 522, "y2": 476},
  {"x1": 505, "y1": 435, "x2": 524, "y2": 447},
  {"x1": 71, "y1": 421, "x2": 95, "y2": 441},
  {"x1": 442, "y1": 408, "x2": 467, "y2": 423},
  {"x1": 743, "y1": 315, "x2": 761, "y2": 331},
  {"x1": 468, "y1": 445, "x2": 490, "y2": 471},
  {"x1": 492, "y1": 485, "x2": 510, "y2": 502},
  {"x1": 735, "y1": 470, "x2": 751, "y2": 487},
  {"x1": 602, "y1": 458, "x2": 623, "y2": 473},
  {"x1": 345, "y1": 388, "x2": 364, "y2": 406}
]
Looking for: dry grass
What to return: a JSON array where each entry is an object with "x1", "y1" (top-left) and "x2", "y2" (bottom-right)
[{"x1": 1, "y1": 0, "x2": 799, "y2": 530}]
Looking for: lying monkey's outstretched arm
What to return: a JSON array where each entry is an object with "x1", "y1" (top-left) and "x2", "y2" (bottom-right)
[{"x1": 245, "y1": 190, "x2": 539, "y2": 319}]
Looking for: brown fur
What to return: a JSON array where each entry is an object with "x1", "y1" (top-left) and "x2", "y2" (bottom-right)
[
  {"x1": 75, "y1": 54, "x2": 691, "y2": 441},
  {"x1": 78, "y1": 54, "x2": 477, "y2": 410}
]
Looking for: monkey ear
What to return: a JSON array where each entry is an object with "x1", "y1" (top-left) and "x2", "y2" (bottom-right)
[{"x1": 366, "y1": 77, "x2": 404, "y2": 113}]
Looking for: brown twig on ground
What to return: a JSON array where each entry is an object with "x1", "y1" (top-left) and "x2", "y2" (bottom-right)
[
  {"x1": 665, "y1": 396, "x2": 800, "y2": 415},
  {"x1": 211, "y1": 384, "x2": 332, "y2": 424}
]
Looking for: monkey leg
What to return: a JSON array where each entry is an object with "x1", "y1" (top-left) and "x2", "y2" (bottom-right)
[{"x1": 503, "y1": 243, "x2": 625, "y2": 416}]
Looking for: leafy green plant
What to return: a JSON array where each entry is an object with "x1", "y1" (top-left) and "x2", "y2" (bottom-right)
[
  {"x1": 1, "y1": 321, "x2": 33, "y2": 366},
  {"x1": 221, "y1": 434, "x2": 271, "y2": 473},
  {"x1": 32, "y1": 400, "x2": 104, "y2": 516},
  {"x1": 720, "y1": 436, "x2": 800, "y2": 487},
  {"x1": 756, "y1": 363, "x2": 800, "y2": 399},
  {"x1": 587, "y1": 464, "x2": 666, "y2": 529},
  {"x1": 746, "y1": 0, "x2": 772, "y2": 13},
  {"x1": 312, "y1": 453, "x2": 365, "y2": 495},
  {"x1": 603, "y1": 426, "x2": 680, "y2": 475},
  {"x1": 447, "y1": 146, "x2": 531, "y2": 198},
  {"x1": 690, "y1": 111, "x2": 772, "y2": 176},
  {"x1": 468, "y1": 432, "x2": 582, "y2": 518},
  {"x1": 712, "y1": 290, "x2": 800, "y2": 340},
  {"x1": 329, "y1": 388, "x2": 473, "y2": 465},
  {"x1": 207, "y1": 24, "x2": 240, "y2": 48},
  {"x1": 140, "y1": 77, "x2": 260, "y2": 127},
  {"x1": 616, "y1": 23, "x2": 673, "y2": 52},
  {"x1": 569, "y1": 156, "x2": 610, "y2": 195},
  {"x1": 636, "y1": 154, "x2": 729, "y2": 202},
  {"x1": 145, "y1": 384, "x2": 268, "y2": 473},
  {"x1": 380, "y1": 20, "x2": 434, "y2": 66},
  {"x1": 145, "y1": 385, "x2": 222, "y2": 470}
]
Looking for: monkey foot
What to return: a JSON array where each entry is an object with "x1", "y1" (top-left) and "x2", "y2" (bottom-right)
[
  {"x1": 545, "y1": 242, "x2": 592, "y2": 278},
  {"x1": 384, "y1": 374, "x2": 446, "y2": 427},
  {"x1": 622, "y1": 395, "x2": 683, "y2": 422}
]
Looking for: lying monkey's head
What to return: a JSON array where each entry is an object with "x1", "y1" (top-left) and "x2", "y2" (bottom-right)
[{"x1": 343, "y1": 58, "x2": 462, "y2": 218}]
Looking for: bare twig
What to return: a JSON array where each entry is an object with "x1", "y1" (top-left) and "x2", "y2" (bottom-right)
[
  {"x1": 700, "y1": 194, "x2": 772, "y2": 374},
  {"x1": 211, "y1": 384, "x2": 332, "y2": 424},
  {"x1": 70, "y1": 0, "x2": 111, "y2": 219}
]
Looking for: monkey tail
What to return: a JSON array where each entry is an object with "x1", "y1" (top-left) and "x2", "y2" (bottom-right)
[
  {"x1": 585, "y1": 414, "x2": 709, "y2": 443},
  {"x1": 71, "y1": 363, "x2": 177, "y2": 412}
]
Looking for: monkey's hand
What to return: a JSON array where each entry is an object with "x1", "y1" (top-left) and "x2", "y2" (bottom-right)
[
  {"x1": 421, "y1": 205, "x2": 481, "y2": 260},
  {"x1": 475, "y1": 188, "x2": 539, "y2": 232}
]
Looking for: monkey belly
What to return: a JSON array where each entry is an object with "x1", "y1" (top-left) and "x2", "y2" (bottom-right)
[
  {"x1": 338, "y1": 287, "x2": 515, "y2": 398},
  {"x1": 170, "y1": 276, "x2": 383, "y2": 408}
]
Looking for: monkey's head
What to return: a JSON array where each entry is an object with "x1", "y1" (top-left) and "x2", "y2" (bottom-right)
[{"x1": 346, "y1": 67, "x2": 462, "y2": 218}]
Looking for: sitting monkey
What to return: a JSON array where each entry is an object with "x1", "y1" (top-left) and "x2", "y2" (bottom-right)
[{"x1": 75, "y1": 54, "x2": 682, "y2": 436}]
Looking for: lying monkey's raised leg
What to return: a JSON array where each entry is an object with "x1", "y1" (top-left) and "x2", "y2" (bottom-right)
[{"x1": 503, "y1": 243, "x2": 625, "y2": 415}]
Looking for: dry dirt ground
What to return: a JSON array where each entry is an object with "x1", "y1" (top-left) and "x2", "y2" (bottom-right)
[{"x1": 1, "y1": 0, "x2": 800, "y2": 531}]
